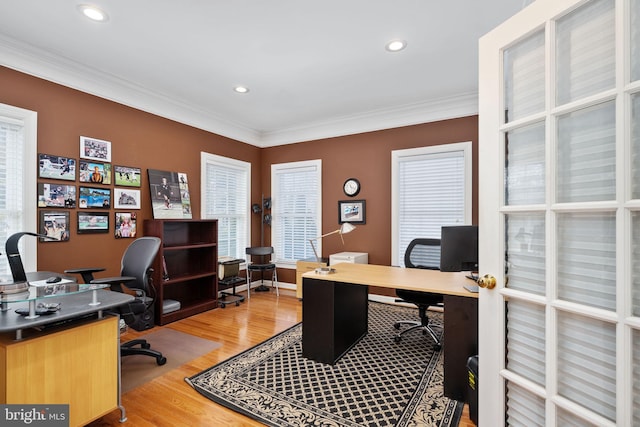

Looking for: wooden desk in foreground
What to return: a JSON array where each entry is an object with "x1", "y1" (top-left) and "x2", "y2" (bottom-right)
[{"x1": 302, "y1": 262, "x2": 478, "y2": 402}]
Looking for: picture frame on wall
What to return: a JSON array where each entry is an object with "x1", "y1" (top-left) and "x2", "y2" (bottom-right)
[
  {"x1": 114, "y1": 212, "x2": 136, "y2": 238},
  {"x1": 114, "y1": 188, "x2": 141, "y2": 209},
  {"x1": 80, "y1": 136, "x2": 111, "y2": 162},
  {"x1": 79, "y1": 161, "x2": 111, "y2": 184},
  {"x1": 39, "y1": 210, "x2": 70, "y2": 242},
  {"x1": 338, "y1": 199, "x2": 366, "y2": 224},
  {"x1": 77, "y1": 211, "x2": 109, "y2": 234},
  {"x1": 78, "y1": 186, "x2": 111, "y2": 209},
  {"x1": 38, "y1": 154, "x2": 76, "y2": 181},
  {"x1": 37, "y1": 183, "x2": 76, "y2": 208},
  {"x1": 114, "y1": 165, "x2": 142, "y2": 187},
  {"x1": 147, "y1": 169, "x2": 192, "y2": 219}
]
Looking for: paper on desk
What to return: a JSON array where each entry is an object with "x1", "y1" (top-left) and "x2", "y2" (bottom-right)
[{"x1": 29, "y1": 278, "x2": 74, "y2": 287}]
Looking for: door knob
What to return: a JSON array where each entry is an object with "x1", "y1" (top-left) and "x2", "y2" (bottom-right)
[{"x1": 477, "y1": 274, "x2": 496, "y2": 289}]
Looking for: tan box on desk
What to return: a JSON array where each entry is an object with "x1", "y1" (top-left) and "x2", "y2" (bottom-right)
[{"x1": 295, "y1": 259, "x2": 327, "y2": 299}]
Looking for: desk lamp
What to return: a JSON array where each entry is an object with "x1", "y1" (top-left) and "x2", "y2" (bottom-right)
[
  {"x1": 0, "y1": 232, "x2": 56, "y2": 295},
  {"x1": 308, "y1": 223, "x2": 356, "y2": 274}
]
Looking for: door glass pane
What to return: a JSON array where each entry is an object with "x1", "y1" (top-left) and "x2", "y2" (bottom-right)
[
  {"x1": 557, "y1": 212, "x2": 616, "y2": 311},
  {"x1": 506, "y1": 300, "x2": 545, "y2": 386},
  {"x1": 557, "y1": 311, "x2": 616, "y2": 422},
  {"x1": 632, "y1": 93, "x2": 640, "y2": 200},
  {"x1": 504, "y1": 30, "x2": 545, "y2": 122},
  {"x1": 632, "y1": 0, "x2": 640, "y2": 82},
  {"x1": 556, "y1": 408, "x2": 601, "y2": 427},
  {"x1": 633, "y1": 328, "x2": 640, "y2": 425},
  {"x1": 506, "y1": 380, "x2": 545, "y2": 427},
  {"x1": 556, "y1": 101, "x2": 615, "y2": 203},
  {"x1": 633, "y1": 212, "x2": 640, "y2": 316},
  {"x1": 505, "y1": 122, "x2": 545, "y2": 205},
  {"x1": 556, "y1": 0, "x2": 615, "y2": 105},
  {"x1": 505, "y1": 213, "x2": 545, "y2": 295}
]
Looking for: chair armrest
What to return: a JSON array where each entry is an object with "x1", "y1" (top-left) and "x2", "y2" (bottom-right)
[
  {"x1": 64, "y1": 267, "x2": 106, "y2": 284},
  {"x1": 90, "y1": 276, "x2": 136, "y2": 293}
]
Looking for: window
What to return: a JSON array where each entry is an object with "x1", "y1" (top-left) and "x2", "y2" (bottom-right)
[
  {"x1": 271, "y1": 160, "x2": 321, "y2": 267},
  {"x1": 391, "y1": 142, "x2": 472, "y2": 266},
  {"x1": 0, "y1": 103, "x2": 37, "y2": 275},
  {"x1": 201, "y1": 152, "x2": 250, "y2": 259}
]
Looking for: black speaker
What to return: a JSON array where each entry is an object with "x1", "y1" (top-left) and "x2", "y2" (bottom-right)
[{"x1": 128, "y1": 305, "x2": 155, "y2": 331}]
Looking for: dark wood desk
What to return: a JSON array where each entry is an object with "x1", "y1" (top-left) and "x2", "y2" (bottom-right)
[{"x1": 302, "y1": 263, "x2": 478, "y2": 402}]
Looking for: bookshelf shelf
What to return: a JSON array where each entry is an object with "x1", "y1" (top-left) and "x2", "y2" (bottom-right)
[{"x1": 144, "y1": 219, "x2": 218, "y2": 325}]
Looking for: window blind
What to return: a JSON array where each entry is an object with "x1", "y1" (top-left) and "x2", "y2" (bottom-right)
[
  {"x1": 0, "y1": 118, "x2": 25, "y2": 276},
  {"x1": 504, "y1": 29, "x2": 545, "y2": 123},
  {"x1": 557, "y1": 212, "x2": 616, "y2": 311},
  {"x1": 271, "y1": 161, "x2": 320, "y2": 265},
  {"x1": 505, "y1": 380, "x2": 545, "y2": 427},
  {"x1": 555, "y1": 0, "x2": 615, "y2": 106},
  {"x1": 395, "y1": 147, "x2": 467, "y2": 265},
  {"x1": 557, "y1": 311, "x2": 616, "y2": 422},
  {"x1": 633, "y1": 0, "x2": 640, "y2": 83},
  {"x1": 632, "y1": 93, "x2": 640, "y2": 200},
  {"x1": 202, "y1": 154, "x2": 249, "y2": 259},
  {"x1": 505, "y1": 122, "x2": 545, "y2": 205},
  {"x1": 556, "y1": 101, "x2": 616, "y2": 203}
]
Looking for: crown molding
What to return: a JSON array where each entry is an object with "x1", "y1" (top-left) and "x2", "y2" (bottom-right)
[
  {"x1": 256, "y1": 94, "x2": 478, "y2": 147},
  {"x1": 0, "y1": 35, "x2": 260, "y2": 144},
  {"x1": 0, "y1": 34, "x2": 477, "y2": 148}
]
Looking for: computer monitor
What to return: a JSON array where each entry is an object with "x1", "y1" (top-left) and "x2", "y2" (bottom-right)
[{"x1": 439, "y1": 225, "x2": 478, "y2": 273}]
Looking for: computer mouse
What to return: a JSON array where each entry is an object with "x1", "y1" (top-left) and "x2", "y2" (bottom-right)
[{"x1": 46, "y1": 276, "x2": 62, "y2": 284}]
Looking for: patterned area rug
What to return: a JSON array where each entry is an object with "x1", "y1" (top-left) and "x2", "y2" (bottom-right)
[{"x1": 186, "y1": 302, "x2": 462, "y2": 427}]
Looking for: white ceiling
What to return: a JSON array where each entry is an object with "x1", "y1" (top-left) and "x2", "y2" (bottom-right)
[{"x1": 0, "y1": 1, "x2": 529, "y2": 147}]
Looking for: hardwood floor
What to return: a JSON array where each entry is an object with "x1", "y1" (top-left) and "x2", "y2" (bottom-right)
[{"x1": 87, "y1": 288, "x2": 474, "y2": 426}]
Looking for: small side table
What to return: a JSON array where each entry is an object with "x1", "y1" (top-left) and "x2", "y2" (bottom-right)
[{"x1": 218, "y1": 258, "x2": 245, "y2": 308}]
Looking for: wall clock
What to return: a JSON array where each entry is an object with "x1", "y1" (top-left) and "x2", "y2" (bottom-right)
[{"x1": 343, "y1": 178, "x2": 361, "y2": 197}]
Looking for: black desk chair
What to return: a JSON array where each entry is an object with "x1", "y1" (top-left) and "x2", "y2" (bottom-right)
[
  {"x1": 394, "y1": 238, "x2": 444, "y2": 350},
  {"x1": 245, "y1": 246, "x2": 279, "y2": 299},
  {"x1": 65, "y1": 236, "x2": 167, "y2": 365}
]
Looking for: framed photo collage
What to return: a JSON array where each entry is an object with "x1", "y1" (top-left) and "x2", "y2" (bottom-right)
[{"x1": 38, "y1": 136, "x2": 142, "y2": 241}]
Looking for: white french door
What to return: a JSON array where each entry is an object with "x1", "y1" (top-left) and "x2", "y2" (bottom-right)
[{"x1": 479, "y1": 0, "x2": 640, "y2": 425}]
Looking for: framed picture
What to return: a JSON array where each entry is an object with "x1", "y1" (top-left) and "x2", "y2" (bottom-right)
[
  {"x1": 38, "y1": 154, "x2": 76, "y2": 181},
  {"x1": 115, "y1": 212, "x2": 137, "y2": 238},
  {"x1": 79, "y1": 161, "x2": 111, "y2": 184},
  {"x1": 77, "y1": 211, "x2": 109, "y2": 234},
  {"x1": 114, "y1": 165, "x2": 142, "y2": 187},
  {"x1": 78, "y1": 186, "x2": 111, "y2": 209},
  {"x1": 39, "y1": 211, "x2": 70, "y2": 241},
  {"x1": 38, "y1": 183, "x2": 76, "y2": 208},
  {"x1": 114, "y1": 188, "x2": 141, "y2": 209},
  {"x1": 148, "y1": 169, "x2": 192, "y2": 219},
  {"x1": 80, "y1": 136, "x2": 111, "y2": 162},
  {"x1": 338, "y1": 199, "x2": 366, "y2": 224}
]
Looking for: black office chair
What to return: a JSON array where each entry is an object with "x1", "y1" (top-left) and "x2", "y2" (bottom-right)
[
  {"x1": 245, "y1": 246, "x2": 279, "y2": 299},
  {"x1": 393, "y1": 238, "x2": 444, "y2": 350},
  {"x1": 65, "y1": 236, "x2": 167, "y2": 365}
]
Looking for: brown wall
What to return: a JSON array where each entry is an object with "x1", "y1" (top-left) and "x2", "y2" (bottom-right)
[
  {"x1": 263, "y1": 118, "x2": 479, "y2": 285},
  {"x1": 0, "y1": 66, "x2": 478, "y2": 287},
  {"x1": 0, "y1": 66, "x2": 261, "y2": 277}
]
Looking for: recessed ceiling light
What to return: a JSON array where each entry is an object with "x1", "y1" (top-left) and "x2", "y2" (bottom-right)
[
  {"x1": 385, "y1": 40, "x2": 407, "y2": 52},
  {"x1": 234, "y1": 86, "x2": 249, "y2": 94},
  {"x1": 78, "y1": 4, "x2": 109, "y2": 22}
]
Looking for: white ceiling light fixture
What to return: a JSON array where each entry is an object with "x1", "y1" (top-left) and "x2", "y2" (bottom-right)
[
  {"x1": 78, "y1": 4, "x2": 109, "y2": 22},
  {"x1": 234, "y1": 86, "x2": 249, "y2": 94},
  {"x1": 385, "y1": 39, "x2": 407, "y2": 52}
]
